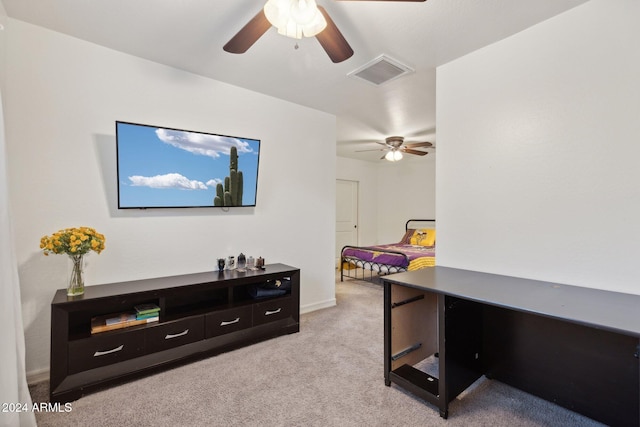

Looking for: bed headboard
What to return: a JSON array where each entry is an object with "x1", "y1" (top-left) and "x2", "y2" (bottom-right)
[{"x1": 406, "y1": 219, "x2": 435, "y2": 230}]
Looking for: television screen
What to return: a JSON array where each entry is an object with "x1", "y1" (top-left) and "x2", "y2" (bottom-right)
[{"x1": 116, "y1": 121, "x2": 260, "y2": 209}]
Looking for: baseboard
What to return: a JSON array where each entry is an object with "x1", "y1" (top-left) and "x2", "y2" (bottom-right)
[
  {"x1": 300, "y1": 298, "x2": 336, "y2": 314},
  {"x1": 27, "y1": 368, "x2": 49, "y2": 385}
]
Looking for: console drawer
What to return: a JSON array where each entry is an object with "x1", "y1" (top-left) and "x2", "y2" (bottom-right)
[
  {"x1": 145, "y1": 316, "x2": 204, "y2": 353},
  {"x1": 252, "y1": 296, "x2": 293, "y2": 326},
  {"x1": 205, "y1": 306, "x2": 252, "y2": 338},
  {"x1": 68, "y1": 329, "x2": 145, "y2": 374}
]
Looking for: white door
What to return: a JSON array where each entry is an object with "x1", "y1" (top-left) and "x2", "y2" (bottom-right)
[{"x1": 336, "y1": 179, "x2": 358, "y2": 267}]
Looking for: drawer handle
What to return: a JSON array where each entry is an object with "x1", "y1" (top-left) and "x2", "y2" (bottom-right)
[
  {"x1": 165, "y1": 329, "x2": 189, "y2": 339},
  {"x1": 93, "y1": 344, "x2": 124, "y2": 357},
  {"x1": 220, "y1": 318, "x2": 240, "y2": 326},
  {"x1": 265, "y1": 308, "x2": 282, "y2": 316}
]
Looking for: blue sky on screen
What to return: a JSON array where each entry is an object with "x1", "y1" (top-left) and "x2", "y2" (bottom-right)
[{"x1": 117, "y1": 122, "x2": 260, "y2": 207}]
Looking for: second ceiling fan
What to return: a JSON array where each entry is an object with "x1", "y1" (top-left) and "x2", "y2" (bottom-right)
[
  {"x1": 223, "y1": 0, "x2": 426, "y2": 63},
  {"x1": 357, "y1": 136, "x2": 433, "y2": 161}
]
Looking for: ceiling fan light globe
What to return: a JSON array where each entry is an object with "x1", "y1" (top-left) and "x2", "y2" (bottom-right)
[
  {"x1": 290, "y1": 0, "x2": 318, "y2": 25},
  {"x1": 264, "y1": 0, "x2": 289, "y2": 29},
  {"x1": 279, "y1": 20, "x2": 304, "y2": 39},
  {"x1": 302, "y1": 14, "x2": 327, "y2": 37},
  {"x1": 385, "y1": 150, "x2": 402, "y2": 162},
  {"x1": 264, "y1": 0, "x2": 326, "y2": 40},
  {"x1": 385, "y1": 150, "x2": 403, "y2": 161}
]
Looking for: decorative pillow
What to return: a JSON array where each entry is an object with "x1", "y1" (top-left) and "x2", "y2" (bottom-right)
[
  {"x1": 399, "y1": 229, "x2": 415, "y2": 244},
  {"x1": 410, "y1": 229, "x2": 436, "y2": 247}
]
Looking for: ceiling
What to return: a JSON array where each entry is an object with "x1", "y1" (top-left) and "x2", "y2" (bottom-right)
[{"x1": 2, "y1": 0, "x2": 589, "y2": 162}]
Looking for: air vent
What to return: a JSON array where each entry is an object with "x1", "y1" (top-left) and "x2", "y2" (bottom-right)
[{"x1": 348, "y1": 55, "x2": 414, "y2": 86}]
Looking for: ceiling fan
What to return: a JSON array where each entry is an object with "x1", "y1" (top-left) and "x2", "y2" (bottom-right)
[
  {"x1": 223, "y1": 0, "x2": 427, "y2": 63},
  {"x1": 357, "y1": 136, "x2": 433, "y2": 161}
]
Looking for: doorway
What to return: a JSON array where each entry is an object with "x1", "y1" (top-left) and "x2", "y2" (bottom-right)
[{"x1": 336, "y1": 179, "x2": 358, "y2": 267}]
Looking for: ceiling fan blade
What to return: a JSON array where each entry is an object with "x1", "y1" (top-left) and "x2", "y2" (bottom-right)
[
  {"x1": 381, "y1": 153, "x2": 388, "y2": 160},
  {"x1": 404, "y1": 141, "x2": 433, "y2": 148},
  {"x1": 315, "y1": 6, "x2": 354, "y2": 63},
  {"x1": 223, "y1": 9, "x2": 272, "y2": 54},
  {"x1": 355, "y1": 148, "x2": 385, "y2": 152},
  {"x1": 402, "y1": 148, "x2": 429, "y2": 156}
]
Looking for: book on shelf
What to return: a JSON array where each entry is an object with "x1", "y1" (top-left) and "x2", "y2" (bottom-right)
[
  {"x1": 136, "y1": 312, "x2": 160, "y2": 320},
  {"x1": 134, "y1": 303, "x2": 161, "y2": 316},
  {"x1": 91, "y1": 311, "x2": 159, "y2": 334}
]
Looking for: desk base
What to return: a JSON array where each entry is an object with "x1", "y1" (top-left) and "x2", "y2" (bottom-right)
[{"x1": 384, "y1": 274, "x2": 640, "y2": 426}]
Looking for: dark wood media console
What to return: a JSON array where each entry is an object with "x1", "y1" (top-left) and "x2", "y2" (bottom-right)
[
  {"x1": 383, "y1": 266, "x2": 640, "y2": 426},
  {"x1": 50, "y1": 263, "x2": 300, "y2": 403}
]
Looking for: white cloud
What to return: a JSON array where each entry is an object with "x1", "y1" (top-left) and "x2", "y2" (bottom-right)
[
  {"x1": 206, "y1": 178, "x2": 223, "y2": 187},
  {"x1": 128, "y1": 173, "x2": 208, "y2": 190},
  {"x1": 155, "y1": 128, "x2": 255, "y2": 158}
]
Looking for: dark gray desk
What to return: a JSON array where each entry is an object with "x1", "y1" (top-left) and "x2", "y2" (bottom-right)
[{"x1": 383, "y1": 266, "x2": 640, "y2": 426}]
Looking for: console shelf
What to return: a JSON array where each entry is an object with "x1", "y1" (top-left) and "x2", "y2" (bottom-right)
[{"x1": 50, "y1": 263, "x2": 300, "y2": 403}]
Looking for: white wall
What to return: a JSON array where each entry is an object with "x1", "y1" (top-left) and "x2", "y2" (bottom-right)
[
  {"x1": 436, "y1": 0, "x2": 640, "y2": 295},
  {"x1": 376, "y1": 157, "x2": 436, "y2": 243},
  {"x1": 4, "y1": 19, "x2": 337, "y2": 377}
]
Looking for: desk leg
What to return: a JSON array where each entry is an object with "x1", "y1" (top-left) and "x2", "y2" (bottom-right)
[
  {"x1": 438, "y1": 294, "x2": 484, "y2": 417},
  {"x1": 437, "y1": 294, "x2": 449, "y2": 418},
  {"x1": 383, "y1": 281, "x2": 391, "y2": 386}
]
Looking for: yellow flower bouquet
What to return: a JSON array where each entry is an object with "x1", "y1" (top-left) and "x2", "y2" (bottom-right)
[
  {"x1": 40, "y1": 226, "x2": 105, "y2": 256},
  {"x1": 40, "y1": 227, "x2": 106, "y2": 296}
]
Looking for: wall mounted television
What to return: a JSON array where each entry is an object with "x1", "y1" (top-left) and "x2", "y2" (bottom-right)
[{"x1": 116, "y1": 121, "x2": 260, "y2": 209}]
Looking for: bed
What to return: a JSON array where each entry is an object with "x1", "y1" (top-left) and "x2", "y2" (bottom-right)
[{"x1": 340, "y1": 219, "x2": 435, "y2": 282}]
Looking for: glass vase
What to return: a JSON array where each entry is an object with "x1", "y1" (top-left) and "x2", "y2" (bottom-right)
[{"x1": 67, "y1": 254, "x2": 85, "y2": 296}]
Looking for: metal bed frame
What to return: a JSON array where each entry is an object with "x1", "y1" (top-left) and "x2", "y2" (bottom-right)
[{"x1": 340, "y1": 219, "x2": 435, "y2": 283}]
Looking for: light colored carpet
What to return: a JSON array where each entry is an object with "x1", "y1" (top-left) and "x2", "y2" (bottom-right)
[{"x1": 29, "y1": 277, "x2": 605, "y2": 426}]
